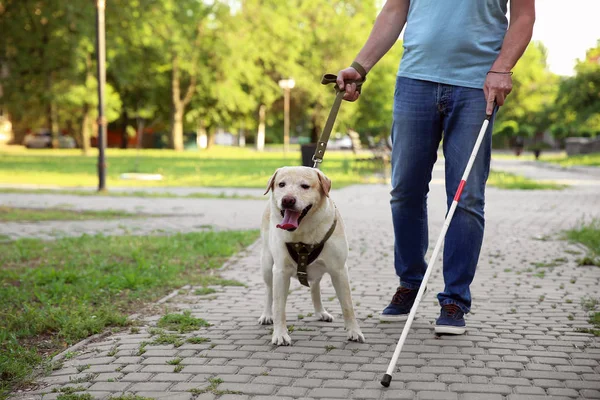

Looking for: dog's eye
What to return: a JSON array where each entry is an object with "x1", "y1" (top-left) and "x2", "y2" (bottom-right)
[
  {"x1": 278, "y1": 182, "x2": 286, "y2": 188},
  {"x1": 301, "y1": 184, "x2": 310, "y2": 190}
]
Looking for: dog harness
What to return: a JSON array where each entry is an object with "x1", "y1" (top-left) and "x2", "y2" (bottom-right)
[{"x1": 286, "y1": 218, "x2": 337, "y2": 287}]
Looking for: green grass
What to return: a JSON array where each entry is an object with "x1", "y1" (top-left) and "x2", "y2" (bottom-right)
[
  {"x1": 576, "y1": 297, "x2": 600, "y2": 337},
  {"x1": 543, "y1": 152, "x2": 600, "y2": 167},
  {"x1": 194, "y1": 287, "x2": 217, "y2": 295},
  {"x1": 487, "y1": 170, "x2": 566, "y2": 190},
  {"x1": 0, "y1": 206, "x2": 139, "y2": 222},
  {"x1": 0, "y1": 188, "x2": 262, "y2": 200},
  {"x1": 0, "y1": 147, "x2": 383, "y2": 188},
  {"x1": 157, "y1": 311, "x2": 210, "y2": 333},
  {"x1": 187, "y1": 337, "x2": 210, "y2": 344},
  {"x1": 0, "y1": 230, "x2": 258, "y2": 398},
  {"x1": 56, "y1": 394, "x2": 94, "y2": 400},
  {"x1": 565, "y1": 220, "x2": 600, "y2": 266}
]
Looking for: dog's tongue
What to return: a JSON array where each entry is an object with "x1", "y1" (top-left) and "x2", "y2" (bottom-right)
[{"x1": 277, "y1": 209, "x2": 301, "y2": 230}]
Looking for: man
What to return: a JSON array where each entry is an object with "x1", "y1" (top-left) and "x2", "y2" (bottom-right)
[{"x1": 337, "y1": 0, "x2": 535, "y2": 334}]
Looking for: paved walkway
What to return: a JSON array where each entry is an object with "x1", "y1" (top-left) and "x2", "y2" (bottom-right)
[{"x1": 7, "y1": 159, "x2": 600, "y2": 400}]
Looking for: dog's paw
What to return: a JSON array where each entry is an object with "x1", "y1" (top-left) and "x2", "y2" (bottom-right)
[
  {"x1": 317, "y1": 311, "x2": 334, "y2": 322},
  {"x1": 271, "y1": 331, "x2": 292, "y2": 346},
  {"x1": 347, "y1": 327, "x2": 365, "y2": 343},
  {"x1": 258, "y1": 314, "x2": 273, "y2": 325}
]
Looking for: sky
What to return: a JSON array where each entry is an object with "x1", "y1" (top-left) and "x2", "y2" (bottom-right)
[{"x1": 532, "y1": 0, "x2": 600, "y2": 76}]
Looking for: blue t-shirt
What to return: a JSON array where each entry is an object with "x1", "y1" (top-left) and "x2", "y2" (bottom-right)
[{"x1": 398, "y1": 0, "x2": 509, "y2": 89}]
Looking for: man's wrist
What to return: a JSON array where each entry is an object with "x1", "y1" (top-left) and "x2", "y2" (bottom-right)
[
  {"x1": 351, "y1": 61, "x2": 368, "y2": 78},
  {"x1": 489, "y1": 61, "x2": 513, "y2": 73}
]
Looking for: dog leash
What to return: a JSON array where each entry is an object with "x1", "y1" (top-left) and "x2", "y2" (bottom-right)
[
  {"x1": 286, "y1": 74, "x2": 365, "y2": 288},
  {"x1": 311, "y1": 74, "x2": 366, "y2": 168}
]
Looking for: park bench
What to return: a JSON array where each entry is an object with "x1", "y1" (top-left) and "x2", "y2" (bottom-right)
[{"x1": 348, "y1": 129, "x2": 391, "y2": 178}]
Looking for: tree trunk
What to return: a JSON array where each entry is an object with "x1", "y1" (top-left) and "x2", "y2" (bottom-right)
[
  {"x1": 207, "y1": 126, "x2": 215, "y2": 148},
  {"x1": 170, "y1": 107, "x2": 184, "y2": 151},
  {"x1": 120, "y1": 109, "x2": 129, "y2": 149},
  {"x1": 136, "y1": 118, "x2": 145, "y2": 150},
  {"x1": 196, "y1": 120, "x2": 207, "y2": 149},
  {"x1": 46, "y1": 71, "x2": 59, "y2": 148},
  {"x1": 256, "y1": 104, "x2": 266, "y2": 151},
  {"x1": 81, "y1": 104, "x2": 92, "y2": 155},
  {"x1": 310, "y1": 111, "x2": 321, "y2": 143},
  {"x1": 169, "y1": 53, "x2": 195, "y2": 152}
]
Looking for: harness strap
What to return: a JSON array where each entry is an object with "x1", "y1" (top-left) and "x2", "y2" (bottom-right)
[
  {"x1": 312, "y1": 74, "x2": 366, "y2": 168},
  {"x1": 286, "y1": 218, "x2": 337, "y2": 287}
]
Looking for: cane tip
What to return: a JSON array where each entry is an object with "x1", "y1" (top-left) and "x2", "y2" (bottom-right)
[{"x1": 381, "y1": 373, "x2": 392, "y2": 387}]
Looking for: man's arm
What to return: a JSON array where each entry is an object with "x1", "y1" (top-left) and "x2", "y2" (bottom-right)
[
  {"x1": 337, "y1": 0, "x2": 409, "y2": 101},
  {"x1": 485, "y1": 0, "x2": 536, "y2": 114}
]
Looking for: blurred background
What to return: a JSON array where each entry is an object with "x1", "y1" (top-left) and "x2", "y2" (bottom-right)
[{"x1": 0, "y1": 0, "x2": 599, "y2": 188}]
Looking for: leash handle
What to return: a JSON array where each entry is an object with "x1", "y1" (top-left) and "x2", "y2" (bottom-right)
[
  {"x1": 321, "y1": 73, "x2": 366, "y2": 94},
  {"x1": 312, "y1": 74, "x2": 366, "y2": 168}
]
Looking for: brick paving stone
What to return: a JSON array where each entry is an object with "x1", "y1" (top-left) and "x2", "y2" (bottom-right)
[
  {"x1": 8, "y1": 162, "x2": 600, "y2": 399},
  {"x1": 152, "y1": 373, "x2": 192, "y2": 381},
  {"x1": 87, "y1": 382, "x2": 131, "y2": 392},
  {"x1": 546, "y1": 388, "x2": 580, "y2": 397},
  {"x1": 277, "y1": 386, "x2": 309, "y2": 397},
  {"x1": 460, "y1": 394, "x2": 503, "y2": 400},
  {"x1": 418, "y1": 392, "x2": 459, "y2": 400},
  {"x1": 218, "y1": 383, "x2": 276, "y2": 395},
  {"x1": 127, "y1": 382, "x2": 171, "y2": 391},
  {"x1": 134, "y1": 392, "x2": 194, "y2": 400},
  {"x1": 307, "y1": 388, "x2": 350, "y2": 398},
  {"x1": 580, "y1": 389, "x2": 600, "y2": 398},
  {"x1": 449, "y1": 383, "x2": 512, "y2": 394}
]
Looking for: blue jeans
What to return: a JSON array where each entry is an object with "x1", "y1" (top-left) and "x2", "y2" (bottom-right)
[{"x1": 390, "y1": 77, "x2": 495, "y2": 313}]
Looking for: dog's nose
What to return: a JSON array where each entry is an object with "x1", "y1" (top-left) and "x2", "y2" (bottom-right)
[{"x1": 281, "y1": 196, "x2": 296, "y2": 209}]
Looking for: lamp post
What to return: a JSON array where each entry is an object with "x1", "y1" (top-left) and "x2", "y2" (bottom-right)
[
  {"x1": 96, "y1": 0, "x2": 107, "y2": 191},
  {"x1": 278, "y1": 78, "x2": 295, "y2": 154}
]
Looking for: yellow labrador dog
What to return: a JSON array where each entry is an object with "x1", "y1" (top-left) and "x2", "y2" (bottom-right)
[{"x1": 260, "y1": 166, "x2": 365, "y2": 346}]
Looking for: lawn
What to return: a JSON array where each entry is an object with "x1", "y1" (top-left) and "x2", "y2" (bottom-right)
[
  {"x1": 566, "y1": 219, "x2": 600, "y2": 266},
  {"x1": 0, "y1": 147, "x2": 383, "y2": 189},
  {"x1": 0, "y1": 188, "x2": 262, "y2": 200},
  {"x1": 0, "y1": 230, "x2": 258, "y2": 398},
  {"x1": 487, "y1": 170, "x2": 565, "y2": 190},
  {"x1": 0, "y1": 206, "x2": 140, "y2": 222},
  {"x1": 0, "y1": 147, "x2": 569, "y2": 192},
  {"x1": 543, "y1": 152, "x2": 600, "y2": 167},
  {"x1": 566, "y1": 220, "x2": 600, "y2": 336}
]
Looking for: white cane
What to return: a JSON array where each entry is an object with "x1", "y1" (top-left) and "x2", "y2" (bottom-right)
[{"x1": 381, "y1": 111, "x2": 494, "y2": 388}]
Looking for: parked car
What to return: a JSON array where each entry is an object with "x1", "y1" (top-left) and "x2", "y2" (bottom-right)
[
  {"x1": 328, "y1": 135, "x2": 353, "y2": 150},
  {"x1": 23, "y1": 131, "x2": 76, "y2": 149}
]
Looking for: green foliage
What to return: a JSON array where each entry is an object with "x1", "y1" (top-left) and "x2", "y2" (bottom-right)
[
  {"x1": 0, "y1": 206, "x2": 137, "y2": 222},
  {"x1": 565, "y1": 219, "x2": 600, "y2": 266},
  {"x1": 0, "y1": 147, "x2": 386, "y2": 188},
  {"x1": 0, "y1": 230, "x2": 258, "y2": 396},
  {"x1": 493, "y1": 42, "x2": 558, "y2": 140},
  {"x1": 553, "y1": 40, "x2": 600, "y2": 138},
  {"x1": 487, "y1": 170, "x2": 566, "y2": 190},
  {"x1": 157, "y1": 311, "x2": 210, "y2": 333},
  {"x1": 543, "y1": 152, "x2": 600, "y2": 167},
  {"x1": 350, "y1": 43, "x2": 404, "y2": 140},
  {"x1": 194, "y1": 287, "x2": 217, "y2": 296},
  {"x1": 3, "y1": 2, "x2": 600, "y2": 150}
]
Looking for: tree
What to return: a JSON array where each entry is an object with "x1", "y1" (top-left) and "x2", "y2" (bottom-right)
[
  {"x1": 291, "y1": 0, "x2": 378, "y2": 142},
  {"x1": 347, "y1": 41, "x2": 404, "y2": 141},
  {"x1": 0, "y1": 0, "x2": 121, "y2": 151},
  {"x1": 133, "y1": 0, "x2": 231, "y2": 151},
  {"x1": 493, "y1": 41, "x2": 558, "y2": 144},
  {"x1": 552, "y1": 40, "x2": 600, "y2": 138}
]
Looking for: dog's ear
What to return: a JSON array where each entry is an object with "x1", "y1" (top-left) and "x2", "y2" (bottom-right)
[
  {"x1": 264, "y1": 169, "x2": 279, "y2": 195},
  {"x1": 316, "y1": 170, "x2": 331, "y2": 197}
]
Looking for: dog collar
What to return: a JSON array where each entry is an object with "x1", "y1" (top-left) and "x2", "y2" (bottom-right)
[{"x1": 285, "y1": 218, "x2": 337, "y2": 287}]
